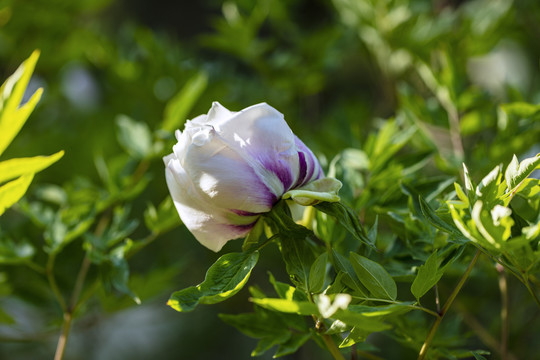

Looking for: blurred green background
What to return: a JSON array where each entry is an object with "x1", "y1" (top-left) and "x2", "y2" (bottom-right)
[{"x1": 0, "y1": 0, "x2": 539, "y2": 359}]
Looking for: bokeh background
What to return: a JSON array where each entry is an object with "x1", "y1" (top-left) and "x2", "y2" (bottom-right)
[{"x1": 0, "y1": 0, "x2": 539, "y2": 359}]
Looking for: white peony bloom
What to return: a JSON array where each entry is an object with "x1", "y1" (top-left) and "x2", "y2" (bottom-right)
[{"x1": 164, "y1": 102, "x2": 323, "y2": 252}]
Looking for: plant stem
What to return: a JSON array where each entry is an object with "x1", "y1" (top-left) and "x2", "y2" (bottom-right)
[
  {"x1": 417, "y1": 249, "x2": 480, "y2": 360},
  {"x1": 46, "y1": 254, "x2": 67, "y2": 313},
  {"x1": 523, "y1": 276, "x2": 540, "y2": 308},
  {"x1": 53, "y1": 312, "x2": 72, "y2": 360},
  {"x1": 497, "y1": 264, "x2": 509, "y2": 360},
  {"x1": 351, "y1": 296, "x2": 441, "y2": 318},
  {"x1": 321, "y1": 332, "x2": 346, "y2": 360},
  {"x1": 53, "y1": 212, "x2": 111, "y2": 360}
]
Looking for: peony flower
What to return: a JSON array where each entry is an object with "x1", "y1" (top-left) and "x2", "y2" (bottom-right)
[{"x1": 164, "y1": 102, "x2": 330, "y2": 252}]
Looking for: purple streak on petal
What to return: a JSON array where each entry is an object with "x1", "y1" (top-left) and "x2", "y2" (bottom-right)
[
  {"x1": 230, "y1": 209, "x2": 263, "y2": 217},
  {"x1": 293, "y1": 151, "x2": 307, "y2": 188},
  {"x1": 258, "y1": 155, "x2": 294, "y2": 191},
  {"x1": 229, "y1": 221, "x2": 257, "y2": 232},
  {"x1": 293, "y1": 136, "x2": 323, "y2": 187}
]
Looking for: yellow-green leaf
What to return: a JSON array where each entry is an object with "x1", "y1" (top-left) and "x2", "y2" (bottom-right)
[
  {"x1": 0, "y1": 50, "x2": 41, "y2": 156},
  {"x1": 0, "y1": 150, "x2": 64, "y2": 184},
  {"x1": 0, "y1": 173, "x2": 34, "y2": 216}
]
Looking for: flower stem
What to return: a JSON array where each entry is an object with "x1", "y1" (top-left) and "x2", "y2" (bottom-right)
[
  {"x1": 320, "y1": 332, "x2": 345, "y2": 360},
  {"x1": 417, "y1": 249, "x2": 480, "y2": 360}
]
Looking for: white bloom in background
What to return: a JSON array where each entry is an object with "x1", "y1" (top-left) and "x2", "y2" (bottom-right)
[
  {"x1": 316, "y1": 294, "x2": 352, "y2": 318},
  {"x1": 164, "y1": 102, "x2": 324, "y2": 252}
]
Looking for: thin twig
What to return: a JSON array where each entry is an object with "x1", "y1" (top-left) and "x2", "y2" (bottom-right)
[
  {"x1": 46, "y1": 254, "x2": 67, "y2": 313},
  {"x1": 497, "y1": 264, "x2": 509, "y2": 360},
  {"x1": 417, "y1": 249, "x2": 481, "y2": 360},
  {"x1": 52, "y1": 212, "x2": 111, "y2": 360}
]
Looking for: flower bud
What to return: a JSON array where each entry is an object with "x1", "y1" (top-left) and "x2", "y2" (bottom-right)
[{"x1": 164, "y1": 102, "x2": 323, "y2": 251}]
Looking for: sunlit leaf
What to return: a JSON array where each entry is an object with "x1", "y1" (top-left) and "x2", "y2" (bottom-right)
[
  {"x1": 0, "y1": 50, "x2": 41, "y2": 156},
  {"x1": 168, "y1": 251, "x2": 259, "y2": 312},
  {"x1": 0, "y1": 174, "x2": 33, "y2": 216},
  {"x1": 0, "y1": 151, "x2": 64, "y2": 184}
]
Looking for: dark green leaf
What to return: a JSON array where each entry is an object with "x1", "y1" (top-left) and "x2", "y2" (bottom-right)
[
  {"x1": 331, "y1": 250, "x2": 368, "y2": 296},
  {"x1": 349, "y1": 253, "x2": 397, "y2": 300},
  {"x1": 274, "y1": 332, "x2": 312, "y2": 358},
  {"x1": 411, "y1": 251, "x2": 444, "y2": 300},
  {"x1": 315, "y1": 202, "x2": 373, "y2": 247},
  {"x1": 309, "y1": 252, "x2": 328, "y2": 293},
  {"x1": 419, "y1": 196, "x2": 468, "y2": 241}
]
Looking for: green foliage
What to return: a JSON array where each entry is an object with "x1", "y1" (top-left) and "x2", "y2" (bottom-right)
[
  {"x1": 1, "y1": 0, "x2": 540, "y2": 359},
  {"x1": 0, "y1": 51, "x2": 63, "y2": 215}
]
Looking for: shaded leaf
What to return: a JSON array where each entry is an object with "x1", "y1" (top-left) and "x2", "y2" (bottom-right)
[
  {"x1": 411, "y1": 251, "x2": 444, "y2": 300},
  {"x1": 315, "y1": 202, "x2": 373, "y2": 247},
  {"x1": 349, "y1": 253, "x2": 397, "y2": 300}
]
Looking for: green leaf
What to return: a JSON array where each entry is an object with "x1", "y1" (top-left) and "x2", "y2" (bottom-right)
[
  {"x1": 168, "y1": 251, "x2": 259, "y2": 312},
  {"x1": 242, "y1": 216, "x2": 263, "y2": 251},
  {"x1": 411, "y1": 251, "x2": 444, "y2": 300},
  {"x1": 115, "y1": 115, "x2": 153, "y2": 159},
  {"x1": 419, "y1": 196, "x2": 467, "y2": 241},
  {"x1": 505, "y1": 154, "x2": 540, "y2": 192},
  {"x1": 347, "y1": 303, "x2": 414, "y2": 317},
  {"x1": 315, "y1": 202, "x2": 373, "y2": 247},
  {"x1": 274, "y1": 332, "x2": 311, "y2": 358},
  {"x1": 268, "y1": 272, "x2": 307, "y2": 301},
  {"x1": 162, "y1": 71, "x2": 208, "y2": 132},
  {"x1": 144, "y1": 196, "x2": 182, "y2": 234},
  {"x1": 332, "y1": 308, "x2": 392, "y2": 332},
  {"x1": 250, "y1": 297, "x2": 318, "y2": 315},
  {"x1": 0, "y1": 174, "x2": 33, "y2": 216},
  {"x1": 102, "y1": 240, "x2": 140, "y2": 304},
  {"x1": 219, "y1": 305, "x2": 309, "y2": 358},
  {"x1": 309, "y1": 252, "x2": 328, "y2": 293},
  {"x1": 0, "y1": 238, "x2": 35, "y2": 264},
  {"x1": 0, "y1": 50, "x2": 41, "y2": 156},
  {"x1": 475, "y1": 165, "x2": 501, "y2": 205},
  {"x1": 339, "y1": 327, "x2": 370, "y2": 347},
  {"x1": 331, "y1": 250, "x2": 368, "y2": 296},
  {"x1": 0, "y1": 151, "x2": 64, "y2": 184},
  {"x1": 266, "y1": 201, "x2": 317, "y2": 290},
  {"x1": 367, "y1": 216, "x2": 378, "y2": 244},
  {"x1": 349, "y1": 253, "x2": 397, "y2": 300}
]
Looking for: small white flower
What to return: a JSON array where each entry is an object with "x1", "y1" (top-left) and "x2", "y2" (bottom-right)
[{"x1": 316, "y1": 293, "x2": 352, "y2": 318}]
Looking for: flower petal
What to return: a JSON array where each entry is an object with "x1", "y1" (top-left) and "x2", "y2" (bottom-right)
[
  {"x1": 181, "y1": 127, "x2": 277, "y2": 213},
  {"x1": 165, "y1": 158, "x2": 258, "y2": 252}
]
